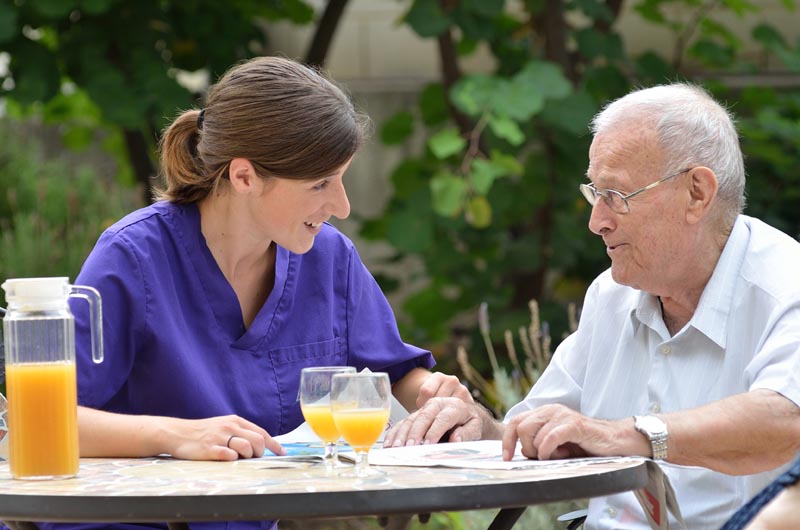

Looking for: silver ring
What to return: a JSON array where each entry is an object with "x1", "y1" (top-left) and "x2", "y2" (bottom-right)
[{"x1": 226, "y1": 435, "x2": 236, "y2": 448}]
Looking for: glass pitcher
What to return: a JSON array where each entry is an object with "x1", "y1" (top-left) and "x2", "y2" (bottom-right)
[{"x1": 1, "y1": 277, "x2": 103, "y2": 480}]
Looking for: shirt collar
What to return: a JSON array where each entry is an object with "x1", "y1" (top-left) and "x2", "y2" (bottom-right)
[{"x1": 629, "y1": 215, "x2": 749, "y2": 347}]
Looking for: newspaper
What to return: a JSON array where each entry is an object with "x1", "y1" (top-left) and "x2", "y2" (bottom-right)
[{"x1": 366, "y1": 440, "x2": 685, "y2": 530}]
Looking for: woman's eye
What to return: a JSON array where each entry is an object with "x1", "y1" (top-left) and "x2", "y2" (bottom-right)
[{"x1": 313, "y1": 180, "x2": 329, "y2": 191}]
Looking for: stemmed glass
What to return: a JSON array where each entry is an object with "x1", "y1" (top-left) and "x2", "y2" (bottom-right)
[
  {"x1": 299, "y1": 366, "x2": 356, "y2": 472},
  {"x1": 331, "y1": 372, "x2": 391, "y2": 478}
]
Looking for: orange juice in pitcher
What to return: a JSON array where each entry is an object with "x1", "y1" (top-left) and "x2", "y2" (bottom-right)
[{"x1": 1, "y1": 277, "x2": 103, "y2": 480}]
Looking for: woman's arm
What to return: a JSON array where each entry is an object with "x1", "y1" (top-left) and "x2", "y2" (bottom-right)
[{"x1": 78, "y1": 406, "x2": 285, "y2": 460}]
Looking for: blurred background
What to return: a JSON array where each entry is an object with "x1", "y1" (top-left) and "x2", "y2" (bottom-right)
[{"x1": 1, "y1": 1, "x2": 799, "y2": 527}]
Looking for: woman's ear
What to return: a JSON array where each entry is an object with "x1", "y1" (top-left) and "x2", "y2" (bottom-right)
[
  {"x1": 228, "y1": 158, "x2": 258, "y2": 194},
  {"x1": 686, "y1": 166, "x2": 718, "y2": 224}
]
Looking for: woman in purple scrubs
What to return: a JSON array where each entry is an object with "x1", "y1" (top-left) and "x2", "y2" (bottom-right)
[{"x1": 71, "y1": 56, "x2": 470, "y2": 471}]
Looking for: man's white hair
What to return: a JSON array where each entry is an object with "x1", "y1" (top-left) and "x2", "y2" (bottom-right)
[{"x1": 590, "y1": 83, "x2": 746, "y2": 225}]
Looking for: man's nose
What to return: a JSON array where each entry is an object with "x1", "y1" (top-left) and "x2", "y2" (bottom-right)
[{"x1": 588, "y1": 199, "x2": 615, "y2": 235}]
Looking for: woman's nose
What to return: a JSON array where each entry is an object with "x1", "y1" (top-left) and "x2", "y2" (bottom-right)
[{"x1": 329, "y1": 181, "x2": 350, "y2": 220}]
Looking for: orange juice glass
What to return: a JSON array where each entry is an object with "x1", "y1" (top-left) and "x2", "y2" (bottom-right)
[
  {"x1": 300, "y1": 403, "x2": 340, "y2": 444},
  {"x1": 331, "y1": 372, "x2": 391, "y2": 477},
  {"x1": 332, "y1": 408, "x2": 390, "y2": 452},
  {"x1": 299, "y1": 366, "x2": 356, "y2": 471}
]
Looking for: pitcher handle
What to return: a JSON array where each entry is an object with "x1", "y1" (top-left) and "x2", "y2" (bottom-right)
[{"x1": 69, "y1": 286, "x2": 104, "y2": 364}]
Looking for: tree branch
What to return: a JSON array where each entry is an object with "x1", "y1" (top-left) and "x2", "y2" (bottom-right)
[{"x1": 305, "y1": 0, "x2": 351, "y2": 68}]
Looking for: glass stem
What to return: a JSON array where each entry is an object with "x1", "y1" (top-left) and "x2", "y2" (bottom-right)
[
  {"x1": 322, "y1": 442, "x2": 338, "y2": 473},
  {"x1": 355, "y1": 450, "x2": 369, "y2": 477}
]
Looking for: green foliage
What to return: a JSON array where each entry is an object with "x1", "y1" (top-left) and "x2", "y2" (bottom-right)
[
  {"x1": 0, "y1": 0, "x2": 316, "y2": 172},
  {"x1": 366, "y1": 0, "x2": 800, "y2": 352},
  {"x1": 0, "y1": 118, "x2": 141, "y2": 307}
]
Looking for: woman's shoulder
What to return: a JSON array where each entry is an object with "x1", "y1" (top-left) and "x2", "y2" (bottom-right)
[{"x1": 103, "y1": 201, "x2": 188, "y2": 237}]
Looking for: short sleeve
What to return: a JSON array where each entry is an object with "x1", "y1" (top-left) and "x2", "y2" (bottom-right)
[
  {"x1": 343, "y1": 245, "x2": 434, "y2": 382},
  {"x1": 74, "y1": 231, "x2": 147, "y2": 408},
  {"x1": 746, "y1": 301, "x2": 800, "y2": 408}
]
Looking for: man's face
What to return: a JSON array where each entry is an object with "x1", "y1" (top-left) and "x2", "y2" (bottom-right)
[{"x1": 586, "y1": 128, "x2": 689, "y2": 293}]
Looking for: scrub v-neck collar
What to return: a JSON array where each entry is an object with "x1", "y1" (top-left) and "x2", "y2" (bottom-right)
[{"x1": 185, "y1": 203, "x2": 290, "y2": 348}]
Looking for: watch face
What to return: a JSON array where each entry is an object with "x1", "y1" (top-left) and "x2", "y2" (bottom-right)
[{"x1": 637, "y1": 416, "x2": 667, "y2": 435}]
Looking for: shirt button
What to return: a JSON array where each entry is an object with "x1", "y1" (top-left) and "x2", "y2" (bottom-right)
[
  {"x1": 661, "y1": 346, "x2": 671, "y2": 355},
  {"x1": 652, "y1": 403, "x2": 661, "y2": 413},
  {"x1": 607, "y1": 508, "x2": 617, "y2": 518}
]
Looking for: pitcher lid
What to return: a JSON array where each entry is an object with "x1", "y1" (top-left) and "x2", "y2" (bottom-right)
[{"x1": 1, "y1": 277, "x2": 70, "y2": 302}]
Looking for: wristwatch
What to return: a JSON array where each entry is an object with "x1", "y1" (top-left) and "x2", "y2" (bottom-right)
[{"x1": 633, "y1": 415, "x2": 668, "y2": 460}]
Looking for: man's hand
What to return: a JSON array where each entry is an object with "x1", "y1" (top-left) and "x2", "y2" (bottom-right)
[
  {"x1": 384, "y1": 397, "x2": 499, "y2": 448},
  {"x1": 502, "y1": 404, "x2": 636, "y2": 461},
  {"x1": 415, "y1": 372, "x2": 474, "y2": 409}
]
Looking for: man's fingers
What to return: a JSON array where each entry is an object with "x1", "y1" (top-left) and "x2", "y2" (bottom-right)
[{"x1": 416, "y1": 374, "x2": 473, "y2": 409}]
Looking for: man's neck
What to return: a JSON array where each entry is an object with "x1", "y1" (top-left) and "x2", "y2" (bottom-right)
[{"x1": 657, "y1": 226, "x2": 731, "y2": 335}]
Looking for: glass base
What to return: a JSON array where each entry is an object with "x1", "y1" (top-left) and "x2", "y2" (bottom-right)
[{"x1": 12, "y1": 472, "x2": 77, "y2": 480}]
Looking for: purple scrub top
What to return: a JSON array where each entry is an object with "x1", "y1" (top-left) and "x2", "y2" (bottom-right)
[{"x1": 42, "y1": 201, "x2": 434, "y2": 530}]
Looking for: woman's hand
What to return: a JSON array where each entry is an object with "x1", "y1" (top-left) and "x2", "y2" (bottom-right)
[{"x1": 160, "y1": 414, "x2": 286, "y2": 461}]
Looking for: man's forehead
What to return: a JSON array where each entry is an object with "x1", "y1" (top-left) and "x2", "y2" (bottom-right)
[{"x1": 588, "y1": 132, "x2": 664, "y2": 182}]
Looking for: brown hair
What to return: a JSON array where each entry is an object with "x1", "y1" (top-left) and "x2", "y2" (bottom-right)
[{"x1": 156, "y1": 56, "x2": 370, "y2": 203}]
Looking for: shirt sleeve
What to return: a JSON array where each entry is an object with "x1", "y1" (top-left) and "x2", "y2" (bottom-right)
[
  {"x1": 746, "y1": 301, "x2": 800, "y2": 408},
  {"x1": 74, "y1": 230, "x2": 146, "y2": 408},
  {"x1": 343, "y1": 245, "x2": 434, "y2": 383}
]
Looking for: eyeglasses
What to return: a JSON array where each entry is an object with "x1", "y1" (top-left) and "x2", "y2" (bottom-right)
[{"x1": 579, "y1": 168, "x2": 693, "y2": 214}]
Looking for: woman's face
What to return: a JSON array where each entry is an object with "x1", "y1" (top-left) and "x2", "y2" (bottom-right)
[{"x1": 251, "y1": 158, "x2": 353, "y2": 254}]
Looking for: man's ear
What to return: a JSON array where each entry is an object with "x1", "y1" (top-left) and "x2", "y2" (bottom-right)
[
  {"x1": 228, "y1": 158, "x2": 258, "y2": 194},
  {"x1": 686, "y1": 166, "x2": 718, "y2": 224}
]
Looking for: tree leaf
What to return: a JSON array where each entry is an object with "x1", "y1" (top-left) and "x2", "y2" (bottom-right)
[
  {"x1": 574, "y1": 28, "x2": 625, "y2": 61},
  {"x1": 0, "y1": 1, "x2": 18, "y2": 44},
  {"x1": 488, "y1": 114, "x2": 525, "y2": 145},
  {"x1": 572, "y1": 0, "x2": 614, "y2": 22},
  {"x1": 689, "y1": 39, "x2": 735, "y2": 67},
  {"x1": 752, "y1": 24, "x2": 787, "y2": 49},
  {"x1": 539, "y1": 90, "x2": 597, "y2": 136},
  {"x1": 403, "y1": 0, "x2": 451, "y2": 38},
  {"x1": 451, "y1": 74, "x2": 502, "y2": 117},
  {"x1": 634, "y1": 51, "x2": 676, "y2": 85},
  {"x1": 8, "y1": 40, "x2": 61, "y2": 104},
  {"x1": 489, "y1": 149, "x2": 523, "y2": 177},
  {"x1": 470, "y1": 158, "x2": 506, "y2": 195},
  {"x1": 492, "y1": 79, "x2": 544, "y2": 121},
  {"x1": 462, "y1": 0, "x2": 504, "y2": 18},
  {"x1": 79, "y1": 0, "x2": 119, "y2": 15},
  {"x1": 466, "y1": 195, "x2": 492, "y2": 228},
  {"x1": 430, "y1": 172, "x2": 468, "y2": 216},
  {"x1": 381, "y1": 111, "x2": 415, "y2": 145},
  {"x1": 387, "y1": 190, "x2": 434, "y2": 253},
  {"x1": 31, "y1": 0, "x2": 74, "y2": 18},
  {"x1": 428, "y1": 127, "x2": 466, "y2": 159},
  {"x1": 418, "y1": 83, "x2": 449, "y2": 126},
  {"x1": 513, "y1": 60, "x2": 572, "y2": 101}
]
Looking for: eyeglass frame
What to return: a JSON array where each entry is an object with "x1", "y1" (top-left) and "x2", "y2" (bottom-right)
[{"x1": 579, "y1": 167, "x2": 694, "y2": 214}]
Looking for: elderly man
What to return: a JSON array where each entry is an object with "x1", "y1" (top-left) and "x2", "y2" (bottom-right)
[{"x1": 384, "y1": 83, "x2": 800, "y2": 529}]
